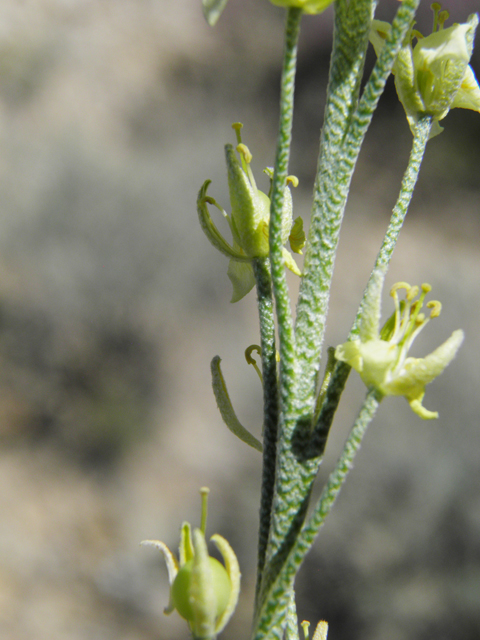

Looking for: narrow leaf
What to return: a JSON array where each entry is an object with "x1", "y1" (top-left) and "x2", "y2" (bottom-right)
[{"x1": 211, "y1": 356, "x2": 263, "y2": 452}]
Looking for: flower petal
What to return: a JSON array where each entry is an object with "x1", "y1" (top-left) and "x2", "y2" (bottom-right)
[
  {"x1": 227, "y1": 259, "x2": 256, "y2": 303},
  {"x1": 398, "y1": 329, "x2": 464, "y2": 388},
  {"x1": 451, "y1": 65, "x2": 480, "y2": 112},
  {"x1": 409, "y1": 395, "x2": 438, "y2": 420},
  {"x1": 210, "y1": 534, "x2": 241, "y2": 634},
  {"x1": 282, "y1": 247, "x2": 302, "y2": 277},
  {"x1": 141, "y1": 539, "x2": 179, "y2": 612}
]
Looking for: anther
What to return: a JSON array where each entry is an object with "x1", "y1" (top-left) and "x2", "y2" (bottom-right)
[
  {"x1": 431, "y1": 2, "x2": 441, "y2": 32},
  {"x1": 236, "y1": 143, "x2": 252, "y2": 164},
  {"x1": 245, "y1": 345, "x2": 263, "y2": 383},
  {"x1": 301, "y1": 621, "x2": 311, "y2": 640},
  {"x1": 427, "y1": 300, "x2": 442, "y2": 318},
  {"x1": 390, "y1": 281, "x2": 410, "y2": 296},
  {"x1": 407, "y1": 285, "x2": 419, "y2": 301},
  {"x1": 438, "y1": 10, "x2": 449, "y2": 30},
  {"x1": 232, "y1": 122, "x2": 243, "y2": 145}
]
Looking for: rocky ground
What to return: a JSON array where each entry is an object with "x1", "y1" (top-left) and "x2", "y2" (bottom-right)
[{"x1": 0, "y1": 1, "x2": 479, "y2": 639}]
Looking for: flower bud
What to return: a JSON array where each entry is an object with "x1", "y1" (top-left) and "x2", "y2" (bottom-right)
[
  {"x1": 369, "y1": 8, "x2": 480, "y2": 137},
  {"x1": 197, "y1": 124, "x2": 303, "y2": 302}
]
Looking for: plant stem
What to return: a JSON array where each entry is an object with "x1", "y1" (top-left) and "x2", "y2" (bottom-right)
[
  {"x1": 253, "y1": 257, "x2": 279, "y2": 604},
  {"x1": 269, "y1": 7, "x2": 302, "y2": 373},
  {"x1": 294, "y1": 0, "x2": 377, "y2": 420},
  {"x1": 253, "y1": 391, "x2": 381, "y2": 640},
  {"x1": 294, "y1": 0, "x2": 421, "y2": 416},
  {"x1": 257, "y1": 1, "x2": 377, "y2": 612},
  {"x1": 255, "y1": 6, "x2": 303, "y2": 607},
  {"x1": 308, "y1": 114, "x2": 433, "y2": 455},
  {"x1": 351, "y1": 113, "x2": 433, "y2": 337}
]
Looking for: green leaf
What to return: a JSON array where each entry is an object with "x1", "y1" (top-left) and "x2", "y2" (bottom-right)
[
  {"x1": 211, "y1": 356, "x2": 263, "y2": 452},
  {"x1": 202, "y1": 0, "x2": 230, "y2": 26}
]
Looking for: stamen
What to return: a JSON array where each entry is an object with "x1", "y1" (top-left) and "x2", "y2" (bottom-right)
[
  {"x1": 232, "y1": 122, "x2": 243, "y2": 145},
  {"x1": 237, "y1": 143, "x2": 252, "y2": 164},
  {"x1": 407, "y1": 285, "x2": 419, "y2": 301},
  {"x1": 245, "y1": 344, "x2": 263, "y2": 383},
  {"x1": 301, "y1": 621, "x2": 311, "y2": 640},
  {"x1": 205, "y1": 195, "x2": 228, "y2": 218},
  {"x1": 236, "y1": 143, "x2": 257, "y2": 190},
  {"x1": 431, "y1": 3, "x2": 441, "y2": 32},
  {"x1": 412, "y1": 29, "x2": 424, "y2": 41},
  {"x1": 421, "y1": 283, "x2": 432, "y2": 294},
  {"x1": 438, "y1": 9, "x2": 449, "y2": 30},
  {"x1": 397, "y1": 285, "x2": 438, "y2": 359},
  {"x1": 427, "y1": 300, "x2": 442, "y2": 318},
  {"x1": 390, "y1": 282, "x2": 411, "y2": 296},
  {"x1": 200, "y1": 487, "x2": 210, "y2": 535},
  {"x1": 287, "y1": 174, "x2": 299, "y2": 188},
  {"x1": 403, "y1": 316, "x2": 430, "y2": 355},
  {"x1": 390, "y1": 283, "x2": 409, "y2": 343},
  {"x1": 403, "y1": 299, "x2": 422, "y2": 341}
]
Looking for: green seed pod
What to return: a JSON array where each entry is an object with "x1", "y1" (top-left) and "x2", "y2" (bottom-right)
[
  {"x1": 142, "y1": 490, "x2": 241, "y2": 640},
  {"x1": 171, "y1": 556, "x2": 232, "y2": 623}
]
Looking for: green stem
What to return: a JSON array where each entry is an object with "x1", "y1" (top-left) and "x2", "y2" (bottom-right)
[
  {"x1": 302, "y1": 390, "x2": 380, "y2": 543},
  {"x1": 284, "y1": 590, "x2": 300, "y2": 640},
  {"x1": 269, "y1": 6, "x2": 302, "y2": 398},
  {"x1": 294, "y1": 0, "x2": 377, "y2": 420},
  {"x1": 252, "y1": 257, "x2": 279, "y2": 604},
  {"x1": 308, "y1": 114, "x2": 433, "y2": 456},
  {"x1": 294, "y1": 0, "x2": 421, "y2": 417},
  {"x1": 255, "y1": 5, "x2": 303, "y2": 603},
  {"x1": 252, "y1": 391, "x2": 381, "y2": 640},
  {"x1": 351, "y1": 113, "x2": 433, "y2": 338},
  {"x1": 256, "y1": 1, "x2": 377, "y2": 614}
]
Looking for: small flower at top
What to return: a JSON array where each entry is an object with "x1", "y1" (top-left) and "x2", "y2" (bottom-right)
[
  {"x1": 335, "y1": 274, "x2": 464, "y2": 419},
  {"x1": 197, "y1": 123, "x2": 305, "y2": 302},
  {"x1": 369, "y1": 4, "x2": 480, "y2": 137},
  {"x1": 142, "y1": 488, "x2": 240, "y2": 640}
]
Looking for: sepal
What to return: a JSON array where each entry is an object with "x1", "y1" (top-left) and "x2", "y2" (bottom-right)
[{"x1": 197, "y1": 181, "x2": 251, "y2": 262}]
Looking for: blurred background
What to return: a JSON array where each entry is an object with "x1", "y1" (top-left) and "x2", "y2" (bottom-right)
[{"x1": 0, "y1": 0, "x2": 479, "y2": 638}]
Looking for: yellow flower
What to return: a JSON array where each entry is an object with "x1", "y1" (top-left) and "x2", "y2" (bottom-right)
[
  {"x1": 370, "y1": 5, "x2": 480, "y2": 137},
  {"x1": 197, "y1": 124, "x2": 304, "y2": 302},
  {"x1": 335, "y1": 276, "x2": 464, "y2": 419}
]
